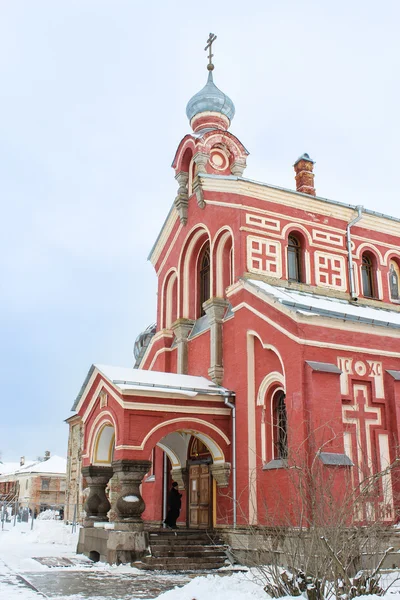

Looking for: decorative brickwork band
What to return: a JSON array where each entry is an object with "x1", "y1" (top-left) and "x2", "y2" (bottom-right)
[
  {"x1": 293, "y1": 153, "x2": 316, "y2": 196},
  {"x1": 112, "y1": 460, "x2": 152, "y2": 525},
  {"x1": 82, "y1": 465, "x2": 113, "y2": 526}
]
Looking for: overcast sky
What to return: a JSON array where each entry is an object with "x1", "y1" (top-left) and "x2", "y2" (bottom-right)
[{"x1": 0, "y1": 1, "x2": 399, "y2": 461}]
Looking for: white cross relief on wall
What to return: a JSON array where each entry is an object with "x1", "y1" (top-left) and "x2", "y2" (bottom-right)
[
  {"x1": 315, "y1": 251, "x2": 346, "y2": 291},
  {"x1": 341, "y1": 379, "x2": 393, "y2": 521},
  {"x1": 247, "y1": 236, "x2": 282, "y2": 278}
]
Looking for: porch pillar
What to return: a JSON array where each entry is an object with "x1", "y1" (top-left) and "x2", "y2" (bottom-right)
[
  {"x1": 82, "y1": 465, "x2": 113, "y2": 527},
  {"x1": 112, "y1": 460, "x2": 152, "y2": 530},
  {"x1": 203, "y1": 297, "x2": 229, "y2": 385},
  {"x1": 172, "y1": 318, "x2": 194, "y2": 375}
]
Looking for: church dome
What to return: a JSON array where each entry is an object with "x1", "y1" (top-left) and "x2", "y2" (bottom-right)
[{"x1": 186, "y1": 71, "x2": 235, "y2": 124}]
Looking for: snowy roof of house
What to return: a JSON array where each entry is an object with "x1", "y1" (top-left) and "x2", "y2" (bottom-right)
[
  {"x1": 0, "y1": 456, "x2": 66, "y2": 477},
  {"x1": 72, "y1": 364, "x2": 231, "y2": 411},
  {"x1": 246, "y1": 279, "x2": 400, "y2": 329},
  {"x1": 0, "y1": 462, "x2": 27, "y2": 475}
]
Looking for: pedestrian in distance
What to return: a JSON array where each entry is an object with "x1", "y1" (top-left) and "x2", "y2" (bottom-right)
[{"x1": 164, "y1": 482, "x2": 182, "y2": 529}]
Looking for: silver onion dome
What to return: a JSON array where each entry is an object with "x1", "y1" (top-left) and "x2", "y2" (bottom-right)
[
  {"x1": 133, "y1": 323, "x2": 156, "y2": 367},
  {"x1": 186, "y1": 71, "x2": 235, "y2": 123}
]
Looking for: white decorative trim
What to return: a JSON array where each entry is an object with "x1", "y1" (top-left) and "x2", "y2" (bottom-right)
[
  {"x1": 315, "y1": 251, "x2": 347, "y2": 291},
  {"x1": 149, "y1": 210, "x2": 179, "y2": 266},
  {"x1": 212, "y1": 226, "x2": 235, "y2": 297},
  {"x1": 178, "y1": 225, "x2": 211, "y2": 318},
  {"x1": 232, "y1": 300, "x2": 400, "y2": 356},
  {"x1": 281, "y1": 222, "x2": 313, "y2": 245},
  {"x1": 160, "y1": 267, "x2": 178, "y2": 330},
  {"x1": 86, "y1": 410, "x2": 117, "y2": 462},
  {"x1": 378, "y1": 433, "x2": 394, "y2": 521},
  {"x1": 247, "y1": 235, "x2": 282, "y2": 278},
  {"x1": 257, "y1": 372, "x2": 285, "y2": 406},
  {"x1": 247, "y1": 332, "x2": 258, "y2": 525},
  {"x1": 312, "y1": 229, "x2": 344, "y2": 246},
  {"x1": 245, "y1": 213, "x2": 280, "y2": 232},
  {"x1": 355, "y1": 242, "x2": 385, "y2": 266},
  {"x1": 116, "y1": 417, "x2": 230, "y2": 451},
  {"x1": 147, "y1": 346, "x2": 173, "y2": 371}
]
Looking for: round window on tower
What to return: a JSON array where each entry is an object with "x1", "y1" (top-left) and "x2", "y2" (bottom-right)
[{"x1": 210, "y1": 148, "x2": 229, "y2": 171}]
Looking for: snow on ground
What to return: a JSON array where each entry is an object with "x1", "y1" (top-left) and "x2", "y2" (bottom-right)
[{"x1": 1, "y1": 520, "x2": 400, "y2": 600}]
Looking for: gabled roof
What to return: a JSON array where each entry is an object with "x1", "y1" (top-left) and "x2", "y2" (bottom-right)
[
  {"x1": 0, "y1": 456, "x2": 66, "y2": 477},
  {"x1": 72, "y1": 364, "x2": 231, "y2": 411},
  {"x1": 246, "y1": 279, "x2": 400, "y2": 330}
]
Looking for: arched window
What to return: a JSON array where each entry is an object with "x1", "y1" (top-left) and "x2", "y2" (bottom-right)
[
  {"x1": 361, "y1": 253, "x2": 375, "y2": 298},
  {"x1": 389, "y1": 260, "x2": 400, "y2": 300},
  {"x1": 273, "y1": 391, "x2": 288, "y2": 459},
  {"x1": 287, "y1": 235, "x2": 302, "y2": 282},
  {"x1": 199, "y1": 243, "x2": 210, "y2": 316}
]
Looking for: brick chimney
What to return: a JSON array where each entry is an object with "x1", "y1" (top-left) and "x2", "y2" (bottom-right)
[
  {"x1": 20, "y1": 456, "x2": 25, "y2": 466},
  {"x1": 44, "y1": 450, "x2": 50, "y2": 461},
  {"x1": 293, "y1": 153, "x2": 316, "y2": 196}
]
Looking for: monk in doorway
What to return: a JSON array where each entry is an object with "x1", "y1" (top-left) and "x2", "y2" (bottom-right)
[{"x1": 164, "y1": 482, "x2": 182, "y2": 529}]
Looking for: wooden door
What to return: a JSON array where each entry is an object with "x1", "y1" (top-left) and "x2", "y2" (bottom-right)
[{"x1": 189, "y1": 464, "x2": 210, "y2": 528}]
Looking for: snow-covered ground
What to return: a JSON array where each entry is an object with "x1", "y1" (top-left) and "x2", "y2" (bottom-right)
[
  {"x1": 0, "y1": 520, "x2": 263, "y2": 599},
  {"x1": 1, "y1": 520, "x2": 400, "y2": 600}
]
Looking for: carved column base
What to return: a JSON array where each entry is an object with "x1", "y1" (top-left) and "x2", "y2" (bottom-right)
[
  {"x1": 231, "y1": 159, "x2": 247, "y2": 177},
  {"x1": 211, "y1": 462, "x2": 231, "y2": 488},
  {"x1": 208, "y1": 366, "x2": 224, "y2": 386},
  {"x1": 82, "y1": 466, "x2": 113, "y2": 527},
  {"x1": 112, "y1": 460, "x2": 152, "y2": 527}
]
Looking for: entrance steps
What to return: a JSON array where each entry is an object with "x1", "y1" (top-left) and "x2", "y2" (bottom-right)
[{"x1": 133, "y1": 529, "x2": 229, "y2": 571}]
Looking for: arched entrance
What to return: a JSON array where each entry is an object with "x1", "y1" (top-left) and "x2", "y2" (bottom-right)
[{"x1": 156, "y1": 429, "x2": 229, "y2": 529}]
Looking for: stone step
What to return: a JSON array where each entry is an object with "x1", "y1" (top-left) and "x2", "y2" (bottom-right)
[
  {"x1": 149, "y1": 538, "x2": 223, "y2": 546},
  {"x1": 149, "y1": 532, "x2": 215, "y2": 539},
  {"x1": 134, "y1": 561, "x2": 226, "y2": 571},
  {"x1": 151, "y1": 549, "x2": 226, "y2": 559}
]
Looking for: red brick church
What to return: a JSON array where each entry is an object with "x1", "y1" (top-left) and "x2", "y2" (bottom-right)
[{"x1": 67, "y1": 36, "x2": 400, "y2": 562}]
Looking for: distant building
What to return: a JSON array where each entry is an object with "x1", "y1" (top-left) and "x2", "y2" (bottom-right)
[{"x1": 0, "y1": 454, "x2": 67, "y2": 513}]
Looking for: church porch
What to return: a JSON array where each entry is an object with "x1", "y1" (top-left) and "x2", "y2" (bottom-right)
[{"x1": 73, "y1": 364, "x2": 234, "y2": 564}]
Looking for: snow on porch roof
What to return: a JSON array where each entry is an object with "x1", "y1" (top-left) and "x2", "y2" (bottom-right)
[
  {"x1": 246, "y1": 279, "x2": 400, "y2": 329},
  {"x1": 72, "y1": 364, "x2": 231, "y2": 410}
]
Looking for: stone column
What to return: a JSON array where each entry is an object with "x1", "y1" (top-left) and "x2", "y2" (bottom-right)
[
  {"x1": 203, "y1": 297, "x2": 229, "y2": 385},
  {"x1": 112, "y1": 460, "x2": 152, "y2": 531},
  {"x1": 172, "y1": 318, "x2": 194, "y2": 375},
  {"x1": 170, "y1": 466, "x2": 187, "y2": 490},
  {"x1": 82, "y1": 465, "x2": 113, "y2": 527},
  {"x1": 174, "y1": 171, "x2": 189, "y2": 225},
  {"x1": 193, "y1": 152, "x2": 209, "y2": 174}
]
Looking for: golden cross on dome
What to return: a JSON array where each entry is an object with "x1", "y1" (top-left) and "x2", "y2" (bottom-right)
[{"x1": 204, "y1": 33, "x2": 217, "y2": 71}]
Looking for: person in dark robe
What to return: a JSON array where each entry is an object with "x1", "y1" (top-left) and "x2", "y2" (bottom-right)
[{"x1": 164, "y1": 482, "x2": 182, "y2": 529}]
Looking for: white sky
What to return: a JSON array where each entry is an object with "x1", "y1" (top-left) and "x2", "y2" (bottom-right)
[{"x1": 0, "y1": 0, "x2": 399, "y2": 460}]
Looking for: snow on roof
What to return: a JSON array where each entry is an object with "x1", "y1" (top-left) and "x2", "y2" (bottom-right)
[
  {"x1": 95, "y1": 364, "x2": 229, "y2": 397},
  {"x1": 0, "y1": 462, "x2": 24, "y2": 475},
  {"x1": 247, "y1": 279, "x2": 400, "y2": 329},
  {"x1": 0, "y1": 456, "x2": 67, "y2": 477}
]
